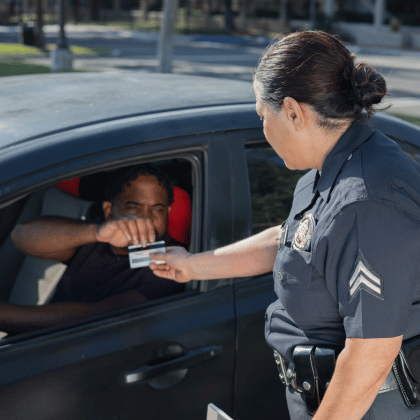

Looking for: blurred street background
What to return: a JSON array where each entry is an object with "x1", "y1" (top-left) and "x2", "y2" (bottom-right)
[{"x1": 1, "y1": 0, "x2": 420, "y2": 119}]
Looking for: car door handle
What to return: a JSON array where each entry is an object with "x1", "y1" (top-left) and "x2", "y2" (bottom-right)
[{"x1": 125, "y1": 345, "x2": 223, "y2": 384}]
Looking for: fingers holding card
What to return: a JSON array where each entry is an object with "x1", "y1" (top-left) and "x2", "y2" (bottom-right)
[{"x1": 128, "y1": 241, "x2": 166, "y2": 269}]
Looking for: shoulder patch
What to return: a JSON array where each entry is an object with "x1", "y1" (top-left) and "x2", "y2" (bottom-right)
[{"x1": 349, "y1": 251, "x2": 384, "y2": 302}]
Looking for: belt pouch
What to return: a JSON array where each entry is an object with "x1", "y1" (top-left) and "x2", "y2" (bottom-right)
[
  {"x1": 293, "y1": 346, "x2": 319, "y2": 416},
  {"x1": 393, "y1": 336, "x2": 420, "y2": 408},
  {"x1": 293, "y1": 346, "x2": 339, "y2": 416},
  {"x1": 313, "y1": 347, "x2": 338, "y2": 402}
]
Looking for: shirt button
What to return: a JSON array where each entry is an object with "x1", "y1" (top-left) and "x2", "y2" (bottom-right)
[{"x1": 347, "y1": 153, "x2": 353, "y2": 161}]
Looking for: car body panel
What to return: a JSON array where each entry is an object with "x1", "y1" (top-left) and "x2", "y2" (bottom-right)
[
  {"x1": 1, "y1": 73, "x2": 255, "y2": 147},
  {"x1": 0, "y1": 289, "x2": 235, "y2": 420},
  {"x1": 0, "y1": 105, "x2": 260, "y2": 204},
  {"x1": 233, "y1": 277, "x2": 289, "y2": 420}
]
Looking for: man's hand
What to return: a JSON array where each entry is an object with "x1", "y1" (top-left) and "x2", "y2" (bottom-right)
[
  {"x1": 95, "y1": 214, "x2": 156, "y2": 248},
  {"x1": 150, "y1": 247, "x2": 194, "y2": 283}
]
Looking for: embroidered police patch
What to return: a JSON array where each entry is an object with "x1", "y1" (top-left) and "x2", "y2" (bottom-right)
[
  {"x1": 291, "y1": 213, "x2": 315, "y2": 251},
  {"x1": 348, "y1": 251, "x2": 384, "y2": 302}
]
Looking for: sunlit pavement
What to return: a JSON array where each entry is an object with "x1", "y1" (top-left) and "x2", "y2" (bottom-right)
[{"x1": 2, "y1": 23, "x2": 420, "y2": 116}]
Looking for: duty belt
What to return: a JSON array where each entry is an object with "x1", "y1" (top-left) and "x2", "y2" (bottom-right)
[
  {"x1": 274, "y1": 350, "x2": 303, "y2": 392},
  {"x1": 274, "y1": 347, "x2": 398, "y2": 416}
]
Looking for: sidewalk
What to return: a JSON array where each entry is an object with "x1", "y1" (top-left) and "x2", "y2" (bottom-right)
[
  {"x1": 5, "y1": 22, "x2": 420, "y2": 57},
  {"x1": 2, "y1": 23, "x2": 420, "y2": 81},
  {"x1": 4, "y1": 23, "x2": 420, "y2": 55},
  {"x1": 0, "y1": 23, "x2": 273, "y2": 46}
]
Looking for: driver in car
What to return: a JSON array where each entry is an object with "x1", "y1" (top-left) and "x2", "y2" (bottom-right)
[{"x1": 5, "y1": 164, "x2": 184, "y2": 336}]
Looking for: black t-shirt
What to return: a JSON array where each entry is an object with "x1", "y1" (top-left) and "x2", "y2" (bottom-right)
[{"x1": 50, "y1": 233, "x2": 184, "y2": 303}]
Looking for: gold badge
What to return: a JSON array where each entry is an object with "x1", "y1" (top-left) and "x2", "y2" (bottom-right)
[{"x1": 291, "y1": 213, "x2": 315, "y2": 251}]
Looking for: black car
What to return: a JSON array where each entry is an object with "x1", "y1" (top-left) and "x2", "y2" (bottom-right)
[{"x1": 0, "y1": 72, "x2": 419, "y2": 420}]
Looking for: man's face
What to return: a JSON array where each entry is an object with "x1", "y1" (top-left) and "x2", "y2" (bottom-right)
[{"x1": 105, "y1": 174, "x2": 171, "y2": 241}]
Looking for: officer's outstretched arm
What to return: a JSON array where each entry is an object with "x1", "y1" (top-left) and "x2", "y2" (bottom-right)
[
  {"x1": 312, "y1": 336, "x2": 402, "y2": 420},
  {"x1": 150, "y1": 225, "x2": 281, "y2": 282}
]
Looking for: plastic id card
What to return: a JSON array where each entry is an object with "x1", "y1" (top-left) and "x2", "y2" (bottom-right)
[{"x1": 128, "y1": 241, "x2": 166, "y2": 269}]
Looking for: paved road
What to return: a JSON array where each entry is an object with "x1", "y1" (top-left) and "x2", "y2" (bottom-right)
[{"x1": 2, "y1": 24, "x2": 420, "y2": 116}]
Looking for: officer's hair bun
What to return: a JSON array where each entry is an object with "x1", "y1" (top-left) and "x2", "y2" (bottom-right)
[
  {"x1": 341, "y1": 58, "x2": 387, "y2": 117},
  {"x1": 352, "y1": 62, "x2": 387, "y2": 115}
]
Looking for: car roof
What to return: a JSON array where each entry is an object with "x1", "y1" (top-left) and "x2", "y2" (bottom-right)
[
  {"x1": 1, "y1": 72, "x2": 256, "y2": 148},
  {"x1": 2, "y1": 72, "x2": 420, "y2": 205}
]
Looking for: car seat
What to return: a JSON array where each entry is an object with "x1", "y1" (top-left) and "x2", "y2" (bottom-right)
[{"x1": 8, "y1": 187, "x2": 94, "y2": 305}]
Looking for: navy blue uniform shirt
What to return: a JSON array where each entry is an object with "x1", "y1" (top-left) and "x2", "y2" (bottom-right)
[{"x1": 265, "y1": 118, "x2": 420, "y2": 362}]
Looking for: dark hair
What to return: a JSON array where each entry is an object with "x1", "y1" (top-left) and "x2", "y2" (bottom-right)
[
  {"x1": 254, "y1": 31, "x2": 387, "y2": 127},
  {"x1": 105, "y1": 164, "x2": 174, "y2": 205}
]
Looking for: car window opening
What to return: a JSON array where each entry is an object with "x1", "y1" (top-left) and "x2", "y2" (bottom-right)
[{"x1": 0, "y1": 158, "x2": 195, "y2": 341}]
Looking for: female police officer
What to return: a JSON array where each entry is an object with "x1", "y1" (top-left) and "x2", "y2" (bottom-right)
[{"x1": 150, "y1": 31, "x2": 420, "y2": 420}]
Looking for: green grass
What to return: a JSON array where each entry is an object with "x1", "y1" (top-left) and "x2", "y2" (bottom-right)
[
  {"x1": 47, "y1": 44, "x2": 110, "y2": 55},
  {"x1": 0, "y1": 43, "x2": 44, "y2": 56},
  {"x1": 390, "y1": 113, "x2": 420, "y2": 127},
  {"x1": 0, "y1": 59, "x2": 52, "y2": 76},
  {"x1": 0, "y1": 43, "x2": 110, "y2": 57},
  {"x1": 0, "y1": 58, "x2": 84, "y2": 77}
]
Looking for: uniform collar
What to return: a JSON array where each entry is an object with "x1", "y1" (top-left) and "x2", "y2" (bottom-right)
[
  {"x1": 318, "y1": 117, "x2": 374, "y2": 202},
  {"x1": 289, "y1": 169, "x2": 319, "y2": 217},
  {"x1": 288, "y1": 118, "x2": 373, "y2": 218}
]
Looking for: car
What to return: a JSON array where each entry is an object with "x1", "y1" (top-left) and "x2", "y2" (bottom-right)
[{"x1": 0, "y1": 72, "x2": 420, "y2": 420}]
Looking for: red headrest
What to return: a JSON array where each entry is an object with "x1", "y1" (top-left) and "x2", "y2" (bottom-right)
[
  {"x1": 168, "y1": 186, "x2": 192, "y2": 245},
  {"x1": 55, "y1": 178, "x2": 81, "y2": 198},
  {"x1": 55, "y1": 178, "x2": 192, "y2": 245}
]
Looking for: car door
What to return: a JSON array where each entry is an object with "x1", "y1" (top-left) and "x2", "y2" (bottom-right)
[
  {"x1": 0, "y1": 133, "x2": 240, "y2": 420},
  {"x1": 232, "y1": 139, "x2": 307, "y2": 420}
]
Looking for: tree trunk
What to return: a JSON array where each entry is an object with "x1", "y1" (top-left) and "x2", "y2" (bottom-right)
[
  {"x1": 90, "y1": 0, "x2": 100, "y2": 21},
  {"x1": 202, "y1": 0, "x2": 211, "y2": 27},
  {"x1": 323, "y1": 0, "x2": 334, "y2": 18},
  {"x1": 36, "y1": 0, "x2": 44, "y2": 49},
  {"x1": 157, "y1": 0, "x2": 179, "y2": 73},
  {"x1": 279, "y1": 0, "x2": 289, "y2": 32},
  {"x1": 73, "y1": 0, "x2": 81, "y2": 23},
  {"x1": 8, "y1": 0, "x2": 15, "y2": 19},
  {"x1": 224, "y1": 0, "x2": 234, "y2": 33},
  {"x1": 140, "y1": 0, "x2": 149, "y2": 20},
  {"x1": 374, "y1": 0, "x2": 385, "y2": 31}
]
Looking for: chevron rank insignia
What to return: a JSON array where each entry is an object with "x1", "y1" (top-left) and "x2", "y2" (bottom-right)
[{"x1": 348, "y1": 251, "x2": 384, "y2": 302}]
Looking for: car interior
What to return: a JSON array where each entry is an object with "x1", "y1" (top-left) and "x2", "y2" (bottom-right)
[{"x1": 0, "y1": 158, "x2": 194, "y2": 340}]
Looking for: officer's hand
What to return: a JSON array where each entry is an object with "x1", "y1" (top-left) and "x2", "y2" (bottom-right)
[
  {"x1": 95, "y1": 214, "x2": 155, "y2": 248},
  {"x1": 149, "y1": 247, "x2": 193, "y2": 283}
]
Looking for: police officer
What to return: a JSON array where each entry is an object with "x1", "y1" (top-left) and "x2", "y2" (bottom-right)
[{"x1": 150, "y1": 31, "x2": 420, "y2": 420}]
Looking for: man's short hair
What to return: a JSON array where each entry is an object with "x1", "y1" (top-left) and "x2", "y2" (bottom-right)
[{"x1": 104, "y1": 164, "x2": 174, "y2": 205}]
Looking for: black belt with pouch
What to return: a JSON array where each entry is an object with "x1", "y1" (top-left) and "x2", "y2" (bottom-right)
[
  {"x1": 274, "y1": 340, "x2": 420, "y2": 416},
  {"x1": 393, "y1": 335, "x2": 420, "y2": 408},
  {"x1": 274, "y1": 346, "x2": 340, "y2": 416}
]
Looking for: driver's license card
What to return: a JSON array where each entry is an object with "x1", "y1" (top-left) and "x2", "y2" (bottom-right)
[{"x1": 128, "y1": 241, "x2": 166, "y2": 269}]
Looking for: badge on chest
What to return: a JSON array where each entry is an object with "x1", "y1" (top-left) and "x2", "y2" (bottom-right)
[{"x1": 291, "y1": 213, "x2": 316, "y2": 251}]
